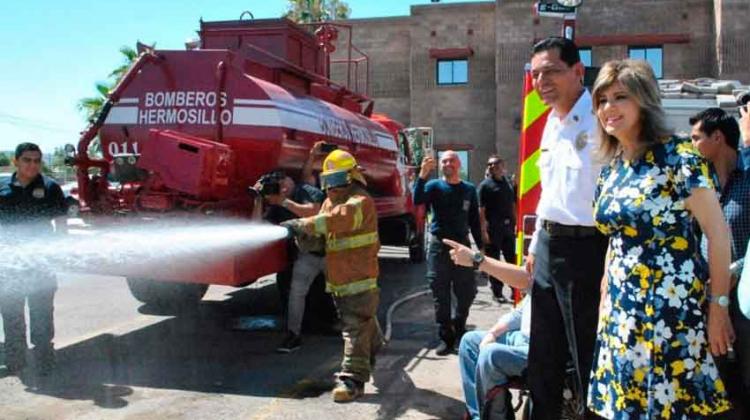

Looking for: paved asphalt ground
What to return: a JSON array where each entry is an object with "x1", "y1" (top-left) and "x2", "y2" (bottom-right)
[{"x1": 0, "y1": 245, "x2": 514, "y2": 420}]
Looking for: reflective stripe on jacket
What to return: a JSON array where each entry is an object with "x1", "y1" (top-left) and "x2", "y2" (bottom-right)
[{"x1": 300, "y1": 185, "x2": 380, "y2": 297}]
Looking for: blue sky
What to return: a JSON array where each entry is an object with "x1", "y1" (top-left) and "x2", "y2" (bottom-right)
[{"x1": 0, "y1": 0, "x2": 478, "y2": 154}]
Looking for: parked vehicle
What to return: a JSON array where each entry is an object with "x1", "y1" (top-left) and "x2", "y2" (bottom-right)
[{"x1": 65, "y1": 15, "x2": 427, "y2": 310}]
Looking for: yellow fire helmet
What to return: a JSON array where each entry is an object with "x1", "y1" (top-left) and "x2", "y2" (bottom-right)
[{"x1": 320, "y1": 149, "x2": 367, "y2": 190}]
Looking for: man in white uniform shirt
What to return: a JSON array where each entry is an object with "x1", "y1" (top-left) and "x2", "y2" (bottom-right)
[{"x1": 524, "y1": 37, "x2": 608, "y2": 419}]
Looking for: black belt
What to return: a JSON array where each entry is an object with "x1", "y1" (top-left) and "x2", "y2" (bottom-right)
[{"x1": 542, "y1": 219, "x2": 598, "y2": 238}]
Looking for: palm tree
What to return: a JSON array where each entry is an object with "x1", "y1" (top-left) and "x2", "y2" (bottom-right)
[
  {"x1": 285, "y1": 0, "x2": 351, "y2": 23},
  {"x1": 77, "y1": 46, "x2": 138, "y2": 122},
  {"x1": 108, "y1": 45, "x2": 138, "y2": 81},
  {"x1": 77, "y1": 45, "x2": 138, "y2": 157}
]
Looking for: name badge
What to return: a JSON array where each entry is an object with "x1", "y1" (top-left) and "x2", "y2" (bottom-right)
[
  {"x1": 32, "y1": 188, "x2": 45, "y2": 199},
  {"x1": 463, "y1": 200, "x2": 470, "y2": 211}
]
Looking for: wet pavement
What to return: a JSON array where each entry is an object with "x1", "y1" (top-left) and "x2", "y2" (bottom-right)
[{"x1": 0, "y1": 246, "x2": 514, "y2": 419}]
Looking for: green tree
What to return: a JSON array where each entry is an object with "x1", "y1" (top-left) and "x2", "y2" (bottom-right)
[
  {"x1": 0, "y1": 153, "x2": 10, "y2": 167},
  {"x1": 285, "y1": 0, "x2": 351, "y2": 23},
  {"x1": 77, "y1": 45, "x2": 138, "y2": 158},
  {"x1": 77, "y1": 46, "x2": 138, "y2": 122}
]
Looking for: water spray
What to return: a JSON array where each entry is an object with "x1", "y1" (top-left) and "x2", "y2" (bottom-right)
[{"x1": 0, "y1": 219, "x2": 289, "y2": 279}]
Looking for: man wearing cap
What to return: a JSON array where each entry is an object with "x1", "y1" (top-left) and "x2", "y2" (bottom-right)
[
  {"x1": 0, "y1": 142, "x2": 67, "y2": 376},
  {"x1": 413, "y1": 150, "x2": 483, "y2": 356},
  {"x1": 282, "y1": 149, "x2": 384, "y2": 402}
]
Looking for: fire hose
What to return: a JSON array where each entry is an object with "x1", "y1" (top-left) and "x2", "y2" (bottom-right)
[{"x1": 384, "y1": 287, "x2": 431, "y2": 343}]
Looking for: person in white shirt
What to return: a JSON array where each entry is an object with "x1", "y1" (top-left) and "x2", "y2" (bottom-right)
[{"x1": 523, "y1": 37, "x2": 608, "y2": 419}]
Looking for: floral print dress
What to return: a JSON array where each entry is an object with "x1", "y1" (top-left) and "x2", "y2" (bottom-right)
[{"x1": 587, "y1": 137, "x2": 730, "y2": 419}]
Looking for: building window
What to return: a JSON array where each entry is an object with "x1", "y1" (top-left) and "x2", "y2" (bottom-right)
[
  {"x1": 579, "y1": 48, "x2": 592, "y2": 67},
  {"x1": 437, "y1": 59, "x2": 468, "y2": 85},
  {"x1": 629, "y1": 46, "x2": 663, "y2": 79}
]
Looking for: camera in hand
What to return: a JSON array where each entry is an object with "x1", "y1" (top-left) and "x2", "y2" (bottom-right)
[
  {"x1": 320, "y1": 142, "x2": 338, "y2": 153},
  {"x1": 248, "y1": 170, "x2": 284, "y2": 197}
]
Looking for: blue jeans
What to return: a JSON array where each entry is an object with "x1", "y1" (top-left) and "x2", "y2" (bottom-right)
[{"x1": 459, "y1": 330, "x2": 529, "y2": 420}]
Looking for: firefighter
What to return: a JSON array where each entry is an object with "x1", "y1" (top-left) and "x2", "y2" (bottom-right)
[
  {"x1": 282, "y1": 149, "x2": 384, "y2": 402},
  {"x1": 0, "y1": 142, "x2": 67, "y2": 376}
]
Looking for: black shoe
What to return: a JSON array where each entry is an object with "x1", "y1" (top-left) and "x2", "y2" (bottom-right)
[
  {"x1": 276, "y1": 332, "x2": 302, "y2": 353},
  {"x1": 3, "y1": 359, "x2": 25, "y2": 376},
  {"x1": 3, "y1": 345, "x2": 27, "y2": 376},
  {"x1": 435, "y1": 340, "x2": 454, "y2": 356},
  {"x1": 34, "y1": 346, "x2": 56, "y2": 376}
]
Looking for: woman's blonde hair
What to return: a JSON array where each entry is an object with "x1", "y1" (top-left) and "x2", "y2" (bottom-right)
[{"x1": 591, "y1": 59, "x2": 672, "y2": 159}]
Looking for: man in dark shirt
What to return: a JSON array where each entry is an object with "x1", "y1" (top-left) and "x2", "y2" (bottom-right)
[
  {"x1": 690, "y1": 108, "x2": 750, "y2": 417},
  {"x1": 0, "y1": 142, "x2": 67, "y2": 376},
  {"x1": 478, "y1": 155, "x2": 517, "y2": 302},
  {"x1": 413, "y1": 150, "x2": 483, "y2": 355},
  {"x1": 251, "y1": 147, "x2": 331, "y2": 354}
]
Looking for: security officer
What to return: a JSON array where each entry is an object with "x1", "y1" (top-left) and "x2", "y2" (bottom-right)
[
  {"x1": 0, "y1": 142, "x2": 67, "y2": 376},
  {"x1": 282, "y1": 149, "x2": 383, "y2": 402},
  {"x1": 478, "y1": 155, "x2": 516, "y2": 302},
  {"x1": 525, "y1": 37, "x2": 608, "y2": 419}
]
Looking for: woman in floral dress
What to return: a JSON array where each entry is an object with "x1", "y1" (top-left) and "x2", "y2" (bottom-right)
[{"x1": 587, "y1": 59, "x2": 736, "y2": 418}]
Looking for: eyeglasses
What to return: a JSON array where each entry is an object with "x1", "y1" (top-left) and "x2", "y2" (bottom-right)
[{"x1": 487, "y1": 161, "x2": 502, "y2": 167}]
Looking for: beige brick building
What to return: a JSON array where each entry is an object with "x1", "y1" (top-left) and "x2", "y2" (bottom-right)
[{"x1": 331, "y1": 0, "x2": 750, "y2": 182}]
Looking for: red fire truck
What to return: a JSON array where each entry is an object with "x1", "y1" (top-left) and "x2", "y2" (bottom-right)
[{"x1": 65, "y1": 16, "x2": 427, "y2": 309}]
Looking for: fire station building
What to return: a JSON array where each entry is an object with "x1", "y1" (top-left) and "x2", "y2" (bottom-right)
[{"x1": 331, "y1": 0, "x2": 750, "y2": 182}]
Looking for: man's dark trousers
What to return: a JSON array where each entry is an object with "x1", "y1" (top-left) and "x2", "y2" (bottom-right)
[
  {"x1": 426, "y1": 236, "x2": 477, "y2": 345},
  {"x1": 527, "y1": 228, "x2": 607, "y2": 419},
  {"x1": 0, "y1": 274, "x2": 56, "y2": 368}
]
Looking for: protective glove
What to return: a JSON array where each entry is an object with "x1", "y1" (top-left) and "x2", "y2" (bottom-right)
[{"x1": 280, "y1": 219, "x2": 304, "y2": 239}]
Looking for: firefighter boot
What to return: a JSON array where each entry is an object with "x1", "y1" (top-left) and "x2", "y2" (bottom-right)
[
  {"x1": 436, "y1": 323, "x2": 455, "y2": 356},
  {"x1": 332, "y1": 376, "x2": 364, "y2": 402}
]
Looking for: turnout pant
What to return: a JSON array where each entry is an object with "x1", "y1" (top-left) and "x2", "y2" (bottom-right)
[
  {"x1": 426, "y1": 236, "x2": 477, "y2": 343},
  {"x1": 335, "y1": 288, "x2": 383, "y2": 384},
  {"x1": 527, "y1": 228, "x2": 607, "y2": 420},
  {"x1": 485, "y1": 228, "x2": 516, "y2": 298}
]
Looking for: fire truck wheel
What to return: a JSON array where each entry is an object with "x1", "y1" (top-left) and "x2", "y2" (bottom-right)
[
  {"x1": 126, "y1": 277, "x2": 208, "y2": 312},
  {"x1": 409, "y1": 233, "x2": 425, "y2": 263}
]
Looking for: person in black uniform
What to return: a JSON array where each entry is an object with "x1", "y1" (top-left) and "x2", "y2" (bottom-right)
[
  {"x1": 0, "y1": 142, "x2": 67, "y2": 376},
  {"x1": 413, "y1": 150, "x2": 483, "y2": 355},
  {"x1": 478, "y1": 155, "x2": 517, "y2": 302}
]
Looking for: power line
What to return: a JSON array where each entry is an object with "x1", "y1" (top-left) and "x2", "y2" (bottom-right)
[{"x1": 0, "y1": 112, "x2": 79, "y2": 133}]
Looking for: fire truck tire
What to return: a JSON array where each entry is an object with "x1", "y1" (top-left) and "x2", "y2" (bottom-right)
[
  {"x1": 409, "y1": 233, "x2": 426, "y2": 263},
  {"x1": 126, "y1": 277, "x2": 208, "y2": 311}
]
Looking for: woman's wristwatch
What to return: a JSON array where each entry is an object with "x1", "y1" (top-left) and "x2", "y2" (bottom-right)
[{"x1": 709, "y1": 294, "x2": 730, "y2": 308}]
